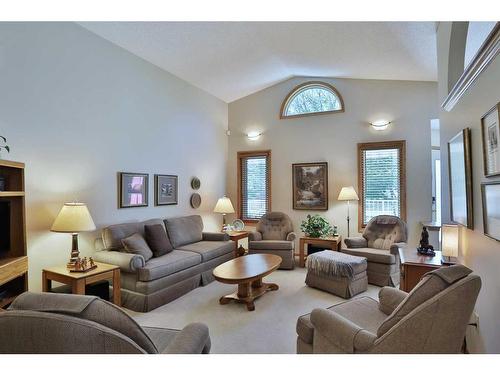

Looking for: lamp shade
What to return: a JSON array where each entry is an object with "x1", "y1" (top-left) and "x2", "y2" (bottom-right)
[
  {"x1": 337, "y1": 186, "x2": 359, "y2": 201},
  {"x1": 213, "y1": 196, "x2": 235, "y2": 214},
  {"x1": 51, "y1": 203, "x2": 96, "y2": 233},
  {"x1": 441, "y1": 224, "x2": 459, "y2": 258}
]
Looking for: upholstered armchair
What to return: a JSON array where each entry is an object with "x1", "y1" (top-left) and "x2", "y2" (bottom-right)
[
  {"x1": 296, "y1": 265, "x2": 481, "y2": 354},
  {"x1": 342, "y1": 215, "x2": 407, "y2": 286},
  {"x1": 0, "y1": 292, "x2": 211, "y2": 354},
  {"x1": 248, "y1": 212, "x2": 296, "y2": 269}
]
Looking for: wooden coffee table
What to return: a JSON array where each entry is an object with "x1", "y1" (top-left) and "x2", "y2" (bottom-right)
[{"x1": 213, "y1": 254, "x2": 281, "y2": 311}]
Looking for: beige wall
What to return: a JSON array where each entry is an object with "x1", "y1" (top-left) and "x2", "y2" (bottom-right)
[
  {"x1": 437, "y1": 22, "x2": 500, "y2": 353},
  {"x1": 227, "y1": 77, "x2": 438, "y2": 248},
  {"x1": 0, "y1": 23, "x2": 228, "y2": 291}
]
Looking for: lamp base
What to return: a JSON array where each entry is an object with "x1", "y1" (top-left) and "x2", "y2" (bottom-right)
[{"x1": 67, "y1": 233, "x2": 80, "y2": 269}]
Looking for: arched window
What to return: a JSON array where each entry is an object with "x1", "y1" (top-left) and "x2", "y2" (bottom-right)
[{"x1": 280, "y1": 81, "x2": 344, "y2": 119}]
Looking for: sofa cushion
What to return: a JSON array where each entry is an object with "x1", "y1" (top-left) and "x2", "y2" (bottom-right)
[
  {"x1": 297, "y1": 297, "x2": 387, "y2": 344},
  {"x1": 121, "y1": 233, "x2": 153, "y2": 261},
  {"x1": 164, "y1": 215, "x2": 203, "y2": 248},
  {"x1": 145, "y1": 224, "x2": 173, "y2": 257},
  {"x1": 341, "y1": 247, "x2": 395, "y2": 264},
  {"x1": 137, "y1": 250, "x2": 202, "y2": 282},
  {"x1": 176, "y1": 241, "x2": 234, "y2": 262},
  {"x1": 102, "y1": 222, "x2": 141, "y2": 250},
  {"x1": 248, "y1": 240, "x2": 294, "y2": 250}
]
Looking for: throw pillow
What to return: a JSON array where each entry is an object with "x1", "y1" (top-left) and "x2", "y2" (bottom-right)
[
  {"x1": 144, "y1": 224, "x2": 173, "y2": 257},
  {"x1": 121, "y1": 233, "x2": 153, "y2": 261}
]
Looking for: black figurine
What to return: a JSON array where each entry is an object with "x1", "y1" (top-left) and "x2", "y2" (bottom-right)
[{"x1": 417, "y1": 226, "x2": 435, "y2": 256}]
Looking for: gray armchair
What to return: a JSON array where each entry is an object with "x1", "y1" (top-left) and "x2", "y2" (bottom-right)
[
  {"x1": 0, "y1": 292, "x2": 210, "y2": 354},
  {"x1": 342, "y1": 215, "x2": 407, "y2": 286},
  {"x1": 297, "y1": 265, "x2": 481, "y2": 354},
  {"x1": 248, "y1": 212, "x2": 296, "y2": 269}
]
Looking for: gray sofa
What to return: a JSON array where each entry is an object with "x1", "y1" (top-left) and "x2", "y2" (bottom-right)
[
  {"x1": 93, "y1": 215, "x2": 234, "y2": 312},
  {"x1": 342, "y1": 215, "x2": 407, "y2": 287},
  {"x1": 0, "y1": 292, "x2": 210, "y2": 354}
]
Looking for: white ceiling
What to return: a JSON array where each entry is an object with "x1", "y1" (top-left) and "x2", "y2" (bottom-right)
[{"x1": 79, "y1": 22, "x2": 437, "y2": 103}]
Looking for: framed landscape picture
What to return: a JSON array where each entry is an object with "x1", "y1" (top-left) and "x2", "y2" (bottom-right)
[
  {"x1": 155, "y1": 174, "x2": 178, "y2": 206},
  {"x1": 481, "y1": 103, "x2": 500, "y2": 177},
  {"x1": 118, "y1": 172, "x2": 149, "y2": 208},
  {"x1": 448, "y1": 128, "x2": 473, "y2": 229},
  {"x1": 292, "y1": 162, "x2": 328, "y2": 210},
  {"x1": 481, "y1": 182, "x2": 500, "y2": 241}
]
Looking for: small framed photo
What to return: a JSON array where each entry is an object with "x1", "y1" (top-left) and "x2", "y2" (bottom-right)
[
  {"x1": 292, "y1": 162, "x2": 328, "y2": 210},
  {"x1": 481, "y1": 103, "x2": 500, "y2": 177},
  {"x1": 481, "y1": 182, "x2": 500, "y2": 241},
  {"x1": 118, "y1": 172, "x2": 149, "y2": 208},
  {"x1": 155, "y1": 174, "x2": 178, "y2": 206}
]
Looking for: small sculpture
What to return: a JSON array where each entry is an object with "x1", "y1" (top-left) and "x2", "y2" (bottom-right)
[
  {"x1": 417, "y1": 226, "x2": 435, "y2": 256},
  {"x1": 89, "y1": 257, "x2": 95, "y2": 267}
]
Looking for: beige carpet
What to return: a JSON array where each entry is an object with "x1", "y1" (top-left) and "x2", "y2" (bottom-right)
[{"x1": 130, "y1": 268, "x2": 380, "y2": 354}]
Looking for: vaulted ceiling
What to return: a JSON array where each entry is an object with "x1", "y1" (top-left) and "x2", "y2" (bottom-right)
[{"x1": 80, "y1": 22, "x2": 437, "y2": 103}]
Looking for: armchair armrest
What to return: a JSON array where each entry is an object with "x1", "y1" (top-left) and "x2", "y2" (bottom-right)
[
  {"x1": 378, "y1": 287, "x2": 408, "y2": 315},
  {"x1": 248, "y1": 231, "x2": 262, "y2": 241},
  {"x1": 286, "y1": 232, "x2": 297, "y2": 242},
  {"x1": 202, "y1": 232, "x2": 229, "y2": 241},
  {"x1": 389, "y1": 242, "x2": 407, "y2": 258},
  {"x1": 93, "y1": 250, "x2": 145, "y2": 273},
  {"x1": 163, "y1": 323, "x2": 211, "y2": 354},
  {"x1": 344, "y1": 237, "x2": 368, "y2": 248},
  {"x1": 310, "y1": 308, "x2": 377, "y2": 353}
]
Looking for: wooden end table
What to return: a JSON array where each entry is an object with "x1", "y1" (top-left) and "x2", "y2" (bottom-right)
[
  {"x1": 398, "y1": 247, "x2": 445, "y2": 292},
  {"x1": 42, "y1": 261, "x2": 121, "y2": 306},
  {"x1": 225, "y1": 230, "x2": 250, "y2": 257},
  {"x1": 298, "y1": 236, "x2": 342, "y2": 267}
]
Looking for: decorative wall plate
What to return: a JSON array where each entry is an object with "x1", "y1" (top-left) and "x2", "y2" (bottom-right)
[
  {"x1": 232, "y1": 219, "x2": 245, "y2": 231},
  {"x1": 190, "y1": 193, "x2": 201, "y2": 209},
  {"x1": 191, "y1": 177, "x2": 201, "y2": 190}
]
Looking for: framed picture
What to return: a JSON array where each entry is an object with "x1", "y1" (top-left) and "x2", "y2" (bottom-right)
[
  {"x1": 447, "y1": 128, "x2": 473, "y2": 229},
  {"x1": 481, "y1": 103, "x2": 500, "y2": 177},
  {"x1": 118, "y1": 172, "x2": 149, "y2": 208},
  {"x1": 481, "y1": 182, "x2": 500, "y2": 241},
  {"x1": 292, "y1": 162, "x2": 328, "y2": 210},
  {"x1": 155, "y1": 174, "x2": 178, "y2": 206}
]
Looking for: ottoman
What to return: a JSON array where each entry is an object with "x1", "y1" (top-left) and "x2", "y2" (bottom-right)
[{"x1": 305, "y1": 250, "x2": 368, "y2": 298}]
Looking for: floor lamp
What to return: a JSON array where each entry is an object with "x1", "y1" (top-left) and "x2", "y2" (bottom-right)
[{"x1": 337, "y1": 186, "x2": 359, "y2": 237}]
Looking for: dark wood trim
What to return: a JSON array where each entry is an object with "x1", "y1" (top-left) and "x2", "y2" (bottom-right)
[
  {"x1": 481, "y1": 102, "x2": 500, "y2": 177},
  {"x1": 280, "y1": 81, "x2": 345, "y2": 119},
  {"x1": 357, "y1": 140, "x2": 407, "y2": 232},
  {"x1": 481, "y1": 181, "x2": 500, "y2": 242},
  {"x1": 237, "y1": 150, "x2": 272, "y2": 221},
  {"x1": 292, "y1": 162, "x2": 329, "y2": 210}
]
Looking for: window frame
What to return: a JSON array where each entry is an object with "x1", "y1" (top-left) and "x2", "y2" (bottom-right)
[
  {"x1": 357, "y1": 140, "x2": 407, "y2": 231},
  {"x1": 237, "y1": 150, "x2": 272, "y2": 223},
  {"x1": 280, "y1": 81, "x2": 345, "y2": 119}
]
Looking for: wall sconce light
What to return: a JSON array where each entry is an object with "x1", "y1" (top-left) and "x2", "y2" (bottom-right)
[
  {"x1": 247, "y1": 131, "x2": 262, "y2": 140},
  {"x1": 370, "y1": 120, "x2": 391, "y2": 131}
]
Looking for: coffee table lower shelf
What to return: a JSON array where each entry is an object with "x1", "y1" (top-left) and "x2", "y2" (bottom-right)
[{"x1": 219, "y1": 279, "x2": 279, "y2": 311}]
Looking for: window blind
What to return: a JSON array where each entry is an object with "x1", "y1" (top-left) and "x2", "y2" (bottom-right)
[
  {"x1": 359, "y1": 142, "x2": 405, "y2": 226},
  {"x1": 239, "y1": 152, "x2": 271, "y2": 221}
]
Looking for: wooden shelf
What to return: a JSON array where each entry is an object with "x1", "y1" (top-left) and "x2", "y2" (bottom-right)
[
  {"x1": 0, "y1": 191, "x2": 25, "y2": 197},
  {"x1": 0, "y1": 256, "x2": 28, "y2": 286},
  {"x1": 0, "y1": 160, "x2": 25, "y2": 169}
]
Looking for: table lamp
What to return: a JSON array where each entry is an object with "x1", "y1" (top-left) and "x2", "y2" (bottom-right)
[
  {"x1": 441, "y1": 223, "x2": 459, "y2": 264},
  {"x1": 337, "y1": 186, "x2": 359, "y2": 237},
  {"x1": 51, "y1": 202, "x2": 96, "y2": 268},
  {"x1": 214, "y1": 195, "x2": 235, "y2": 227}
]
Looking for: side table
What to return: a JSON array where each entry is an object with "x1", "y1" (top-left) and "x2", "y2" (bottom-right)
[
  {"x1": 298, "y1": 236, "x2": 343, "y2": 267},
  {"x1": 42, "y1": 261, "x2": 121, "y2": 306},
  {"x1": 398, "y1": 247, "x2": 445, "y2": 292},
  {"x1": 225, "y1": 230, "x2": 250, "y2": 257}
]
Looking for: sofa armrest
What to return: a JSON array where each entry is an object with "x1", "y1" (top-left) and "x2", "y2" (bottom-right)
[
  {"x1": 202, "y1": 232, "x2": 229, "y2": 241},
  {"x1": 286, "y1": 232, "x2": 297, "y2": 242},
  {"x1": 378, "y1": 287, "x2": 408, "y2": 315},
  {"x1": 248, "y1": 231, "x2": 262, "y2": 241},
  {"x1": 93, "y1": 250, "x2": 145, "y2": 273},
  {"x1": 310, "y1": 308, "x2": 377, "y2": 353},
  {"x1": 344, "y1": 237, "x2": 368, "y2": 248},
  {"x1": 163, "y1": 323, "x2": 211, "y2": 354}
]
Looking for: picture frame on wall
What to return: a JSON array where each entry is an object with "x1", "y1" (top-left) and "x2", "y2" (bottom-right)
[
  {"x1": 448, "y1": 128, "x2": 473, "y2": 229},
  {"x1": 118, "y1": 172, "x2": 149, "y2": 208},
  {"x1": 292, "y1": 162, "x2": 328, "y2": 210},
  {"x1": 155, "y1": 174, "x2": 178, "y2": 206},
  {"x1": 481, "y1": 102, "x2": 500, "y2": 177},
  {"x1": 481, "y1": 182, "x2": 500, "y2": 242}
]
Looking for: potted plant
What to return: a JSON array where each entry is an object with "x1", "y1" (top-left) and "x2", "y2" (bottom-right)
[
  {"x1": 0, "y1": 136, "x2": 9, "y2": 158},
  {"x1": 300, "y1": 214, "x2": 334, "y2": 238}
]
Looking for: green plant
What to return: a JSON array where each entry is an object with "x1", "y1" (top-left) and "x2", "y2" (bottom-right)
[
  {"x1": 300, "y1": 214, "x2": 333, "y2": 238},
  {"x1": 0, "y1": 136, "x2": 9, "y2": 155}
]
